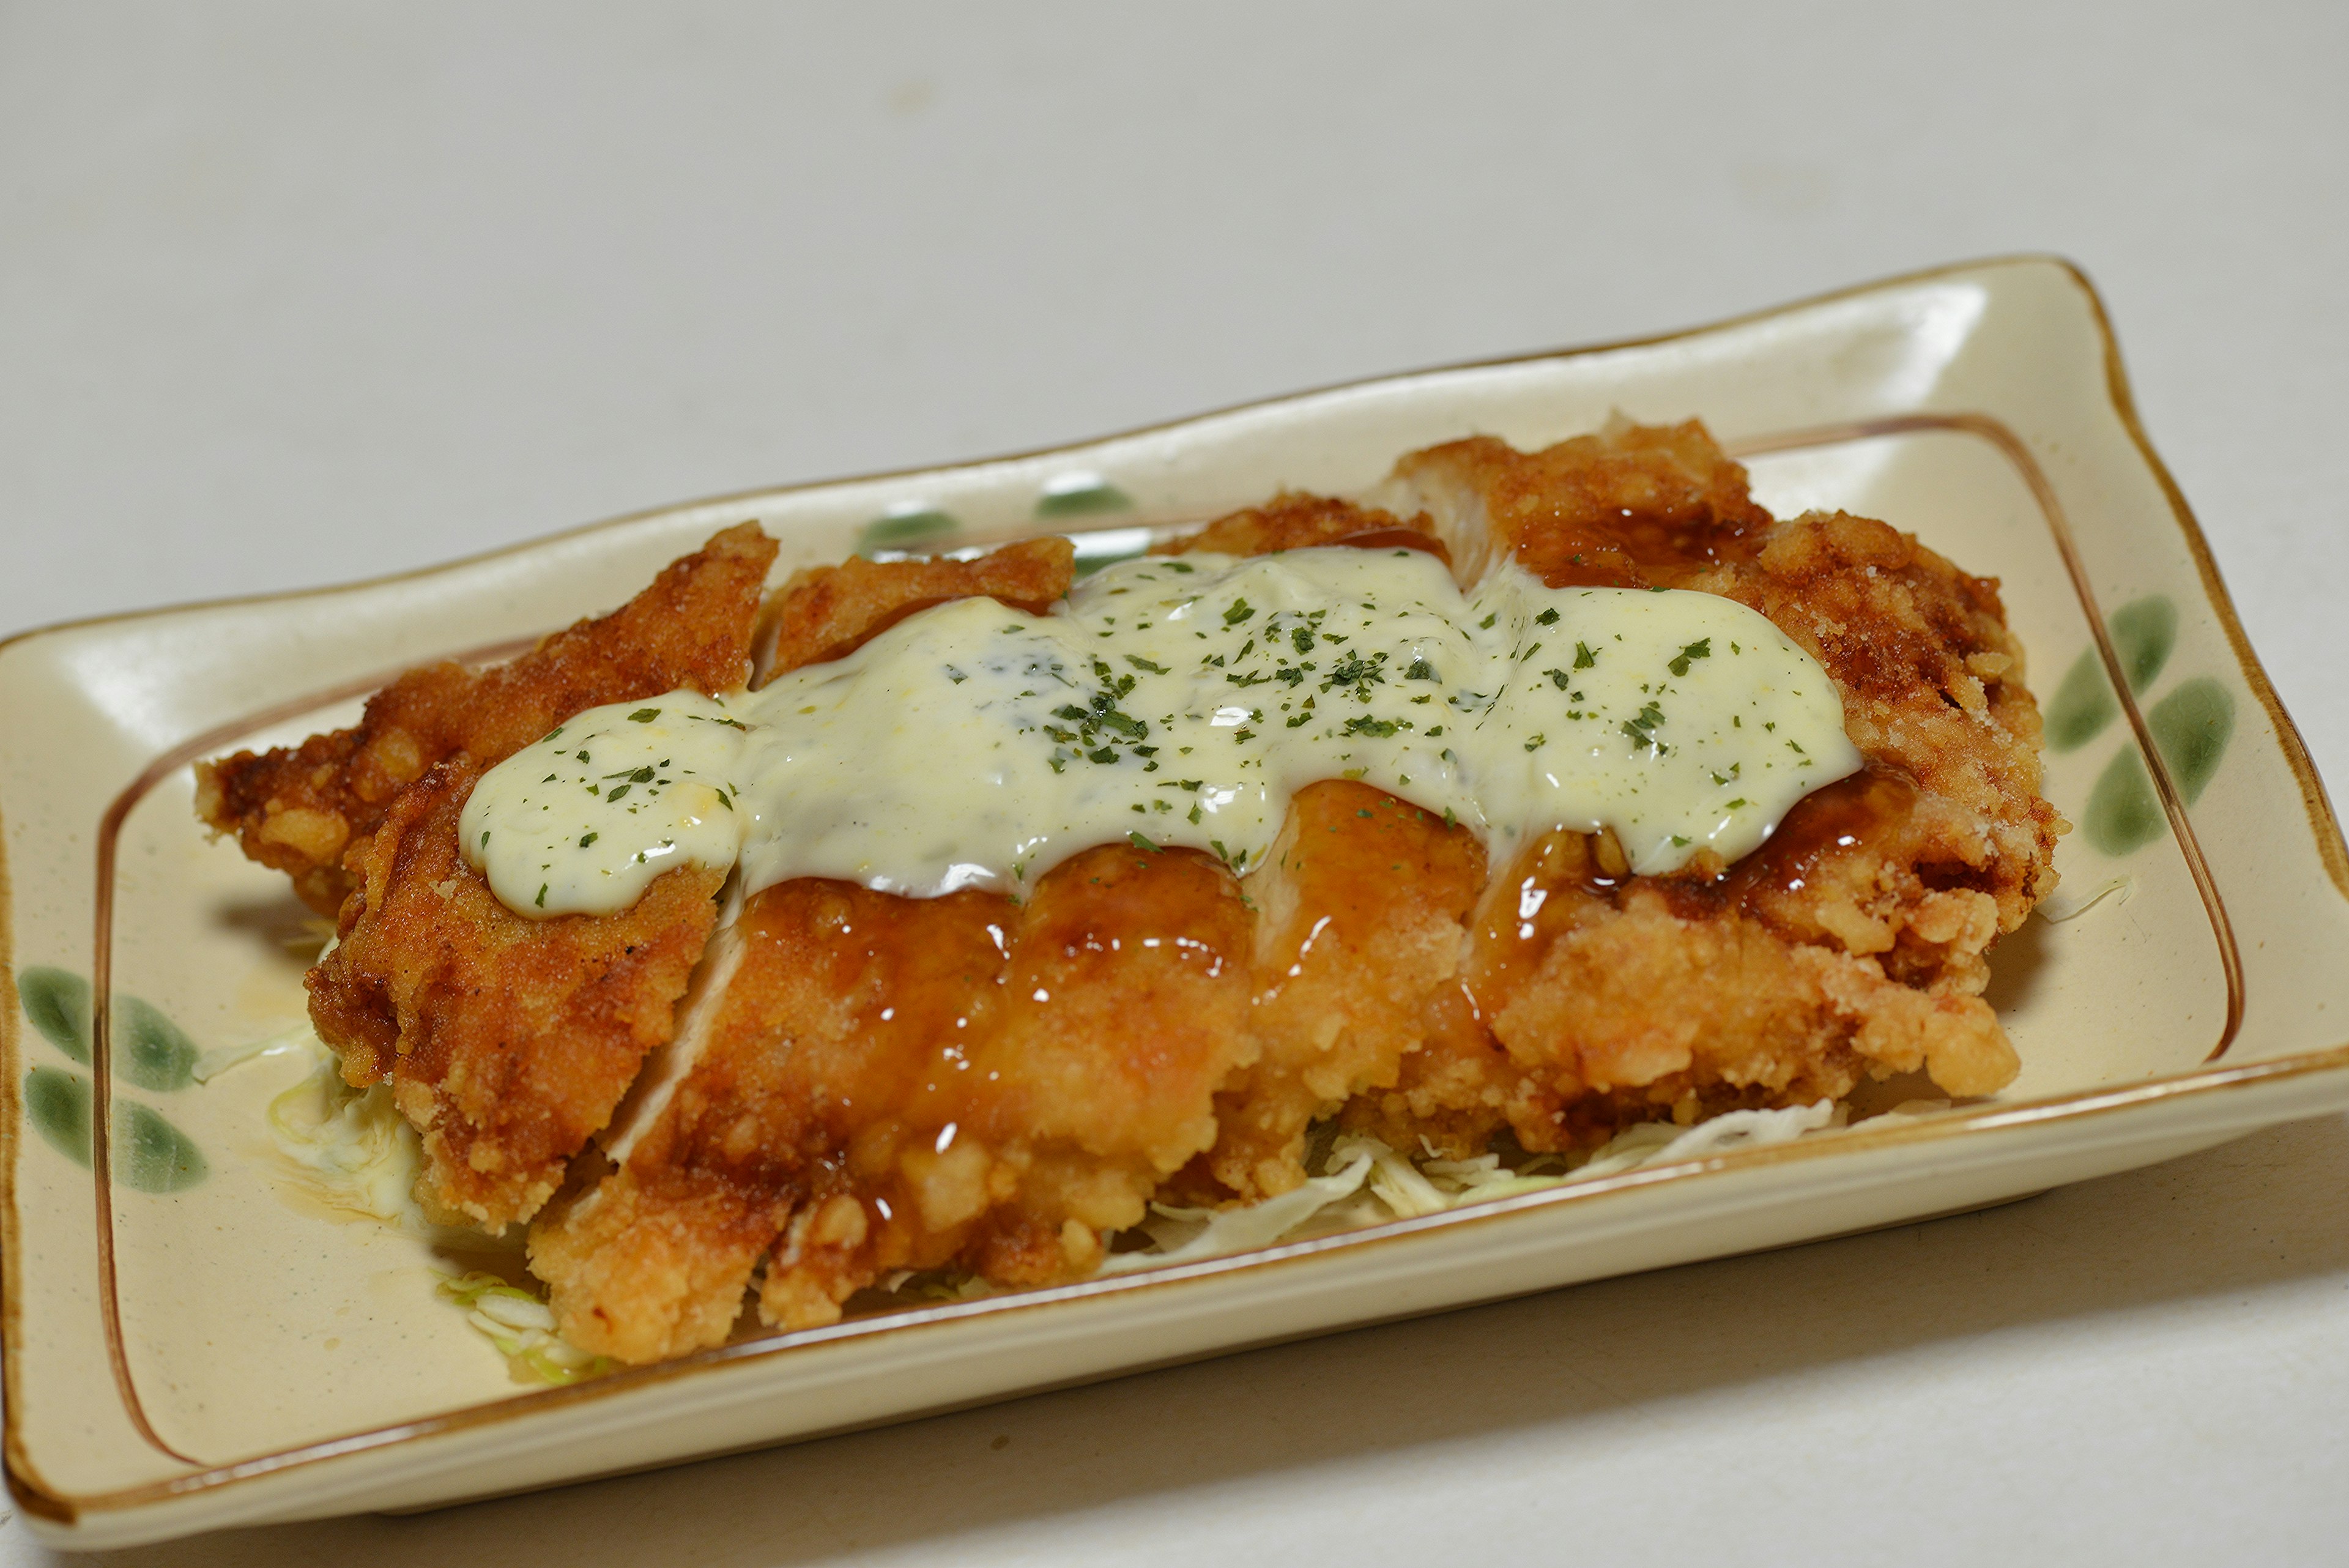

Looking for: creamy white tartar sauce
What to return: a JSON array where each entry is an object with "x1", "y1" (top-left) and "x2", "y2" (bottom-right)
[{"x1": 461, "y1": 547, "x2": 1861, "y2": 918}]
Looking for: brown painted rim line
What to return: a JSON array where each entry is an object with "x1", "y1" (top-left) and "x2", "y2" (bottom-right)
[
  {"x1": 0, "y1": 789, "x2": 34, "y2": 1510},
  {"x1": 1723, "y1": 413, "x2": 2245, "y2": 1062},
  {"x1": 4, "y1": 252, "x2": 2339, "y2": 1526}
]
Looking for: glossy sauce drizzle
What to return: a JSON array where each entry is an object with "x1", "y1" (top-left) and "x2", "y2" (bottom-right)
[{"x1": 1721, "y1": 760, "x2": 1918, "y2": 905}]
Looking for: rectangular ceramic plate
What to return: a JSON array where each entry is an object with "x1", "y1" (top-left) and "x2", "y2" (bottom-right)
[{"x1": 9, "y1": 256, "x2": 2349, "y2": 1550}]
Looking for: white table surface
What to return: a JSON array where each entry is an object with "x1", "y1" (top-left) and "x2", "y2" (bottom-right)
[{"x1": 5, "y1": 3, "x2": 2347, "y2": 1561}]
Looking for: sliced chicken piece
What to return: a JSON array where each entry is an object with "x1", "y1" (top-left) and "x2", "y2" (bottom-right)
[
  {"x1": 1190, "y1": 781, "x2": 1486, "y2": 1202},
  {"x1": 1370, "y1": 415, "x2": 1771, "y2": 590},
  {"x1": 760, "y1": 537, "x2": 1074, "y2": 678},
  {"x1": 308, "y1": 756, "x2": 728, "y2": 1231},
  {"x1": 533, "y1": 842, "x2": 1255, "y2": 1362},
  {"x1": 1343, "y1": 423, "x2": 2058, "y2": 1152},
  {"x1": 198, "y1": 522, "x2": 776, "y2": 913},
  {"x1": 1152, "y1": 493, "x2": 1445, "y2": 565}
]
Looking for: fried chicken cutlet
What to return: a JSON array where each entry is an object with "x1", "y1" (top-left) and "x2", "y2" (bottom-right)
[
  {"x1": 521, "y1": 428, "x2": 2054, "y2": 1361},
  {"x1": 203, "y1": 418, "x2": 2060, "y2": 1364}
]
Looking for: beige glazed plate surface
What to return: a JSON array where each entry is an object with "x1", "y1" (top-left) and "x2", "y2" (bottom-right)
[{"x1": 7, "y1": 256, "x2": 2349, "y2": 1550}]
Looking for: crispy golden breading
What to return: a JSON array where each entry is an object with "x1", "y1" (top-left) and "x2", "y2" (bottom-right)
[
  {"x1": 1382, "y1": 417, "x2": 1770, "y2": 588},
  {"x1": 1152, "y1": 492, "x2": 1444, "y2": 564},
  {"x1": 1189, "y1": 782, "x2": 1487, "y2": 1202},
  {"x1": 1348, "y1": 809, "x2": 2022, "y2": 1160},
  {"x1": 197, "y1": 522, "x2": 776, "y2": 913},
  {"x1": 532, "y1": 844, "x2": 1255, "y2": 1361},
  {"x1": 1696, "y1": 511, "x2": 2057, "y2": 965},
  {"x1": 760, "y1": 537, "x2": 1074, "y2": 678},
  {"x1": 309, "y1": 757, "x2": 727, "y2": 1231},
  {"x1": 207, "y1": 522, "x2": 773, "y2": 1228}
]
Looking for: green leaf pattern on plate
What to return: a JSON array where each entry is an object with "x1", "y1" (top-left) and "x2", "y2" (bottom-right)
[
  {"x1": 25, "y1": 1064, "x2": 92, "y2": 1165},
  {"x1": 2145, "y1": 677, "x2": 2234, "y2": 804},
  {"x1": 2045, "y1": 595, "x2": 2178, "y2": 752},
  {"x1": 17, "y1": 975, "x2": 209, "y2": 1189},
  {"x1": 117, "y1": 995, "x2": 199, "y2": 1091},
  {"x1": 2044, "y1": 653, "x2": 2119, "y2": 752},
  {"x1": 2083, "y1": 749, "x2": 2167, "y2": 856},
  {"x1": 18, "y1": 966, "x2": 91, "y2": 1064},
  {"x1": 1035, "y1": 477, "x2": 1134, "y2": 519},
  {"x1": 2068, "y1": 596, "x2": 2236, "y2": 857},
  {"x1": 116, "y1": 1101, "x2": 208, "y2": 1192},
  {"x1": 2112, "y1": 598, "x2": 2179, "y2": 693},
  {"x1": 854, "y1": 508, "x2": 961, "y2": 557}
]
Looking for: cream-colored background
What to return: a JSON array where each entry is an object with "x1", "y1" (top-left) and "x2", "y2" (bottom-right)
[{"x1": 4, "y1": 4, "x2": 2345, "y2": 1562}]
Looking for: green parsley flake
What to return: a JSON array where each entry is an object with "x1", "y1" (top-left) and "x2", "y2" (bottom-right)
[{"x1": 1668, "y1": 639, "x2": 1712, "y2": 677}]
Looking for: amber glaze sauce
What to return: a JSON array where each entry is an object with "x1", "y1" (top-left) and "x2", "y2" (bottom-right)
[
  {"x1": 1722, "y1": 760, "x2": 1917, "y2": 901},
  {"x1": 1555, "y1": 760, "x2": 1918, "y2": 924},
  {"x1": 1523, "y1": 510, "x2": 1764, "y2": 591},
  {"x1": 1694, "y1": 760, "x2": 1919, "y2": 918}
]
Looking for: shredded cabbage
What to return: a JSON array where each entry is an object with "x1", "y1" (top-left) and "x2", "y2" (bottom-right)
[
  {"x1": 1091, "y1": 1100, "x2": 1844, "y2": 1276},
  {"x1": 264, "y1": 1033, "x2": 459, "y2": 1236},
  {"x1": 2039, "y1": 874, "x2": 2133, "y2": 923},
  {"x1": 257, "y1": 1009, "x2": 1858, "y2": 1346},
  {"x1": 265, "y1": 1031, "x2": 529, "y2": 1254},
  {"x1": 437, "y1": 1272, "x2": 615, "y2": 1386},
  {"x1": 1096, "y1": 1145, "x2": 1380, "y2": 1274},
  {"x1": 261, "y1": 1032, "x2": 609, "y2": 1383},
  {"x1": 191, "y1": 1020, "x2": 315, "y2": 1084}
]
